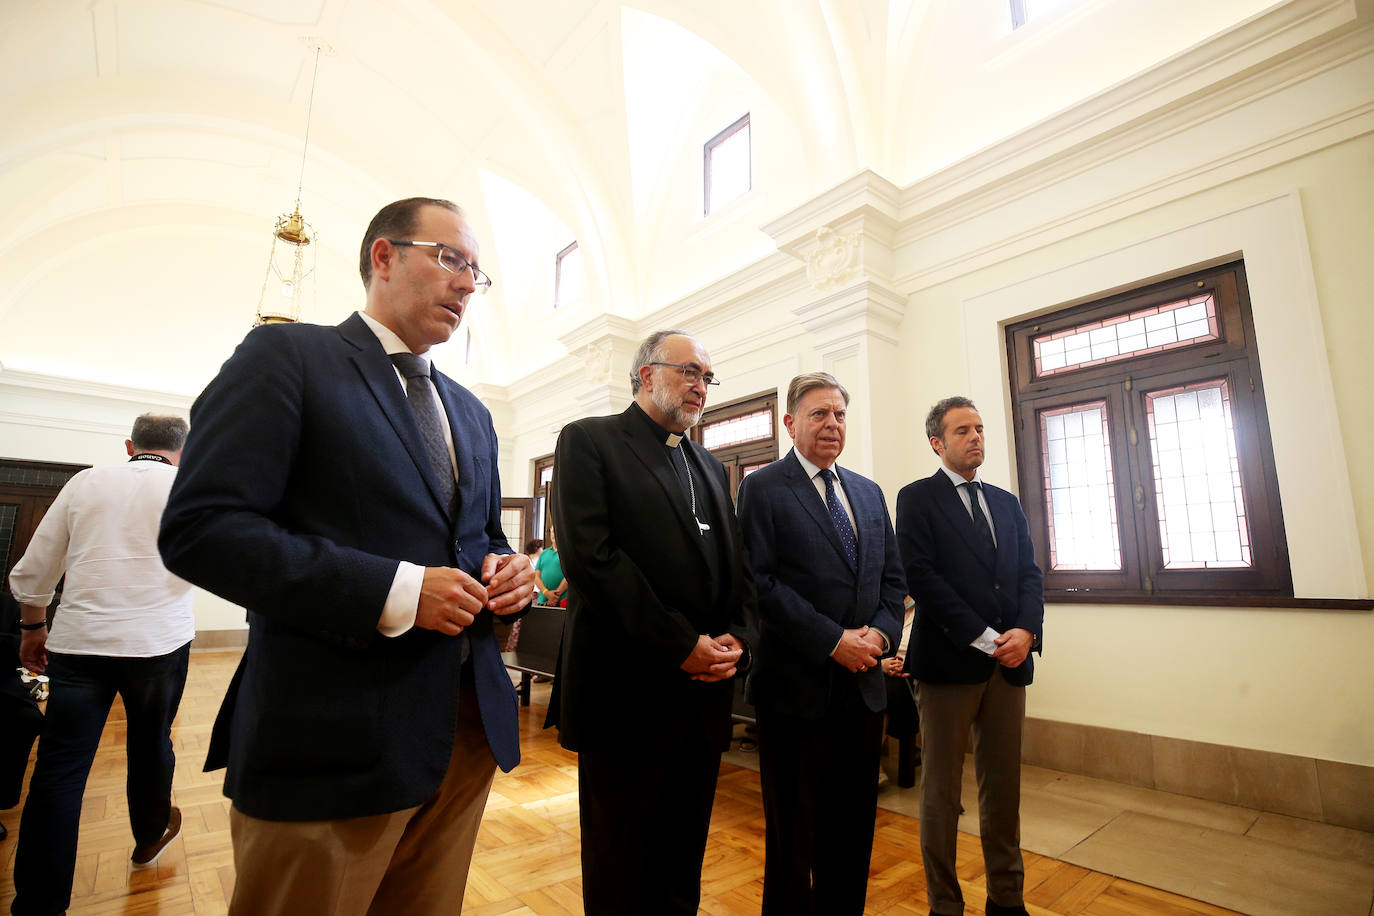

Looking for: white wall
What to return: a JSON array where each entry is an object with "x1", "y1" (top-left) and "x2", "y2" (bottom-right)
[{"x1": 0, "y1": 377, "x2": 248, "y2": 632}]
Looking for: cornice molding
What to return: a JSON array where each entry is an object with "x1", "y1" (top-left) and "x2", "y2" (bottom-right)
[
  {"x1": 760, "y1": 172, "x2": 903, "y2": 254},
  {"x1": 555, "y1": 312, "x2": 641, "y2": 354},
  {"x1": 896, "y1": 0, "x2": 1363, "y2": 219},
  {"x1": 0, "y1": 409, "x2": 131, "y2": 437},
  {"x1": 0, "y1": 364, "x2": 195, "y2": 409},
  {"x1": 792, "y1": 279, "x2": 908, "y2": 348}
]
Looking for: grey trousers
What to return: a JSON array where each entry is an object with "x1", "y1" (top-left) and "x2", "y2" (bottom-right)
[{"x1": 915, "y1": 675, "x2": 1027, "y2": 915}]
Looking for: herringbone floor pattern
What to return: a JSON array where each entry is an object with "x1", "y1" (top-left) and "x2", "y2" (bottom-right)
[{"x1": 0, "y1": 650, "x2": 1237, "y2": 915}]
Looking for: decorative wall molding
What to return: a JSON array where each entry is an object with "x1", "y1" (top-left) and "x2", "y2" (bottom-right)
[
  {"x1": 0, "y1": 364, "x2": 195, "y2": 409},
  {"x1": 0, "y1": 409, "x2": 130, "y2": 437},
  {"x1": 758, "y1": 1, "x2": 1373, "y2": 297},
  {"x1": 791, "y1": 279, "x2": 908, "y2": 349},
  {"x1": 898, "y1": 0, "x2": 1362, "y2": 217},
  {"x1": 804, "y1": 227, "x2": 862, "y2": 291}
]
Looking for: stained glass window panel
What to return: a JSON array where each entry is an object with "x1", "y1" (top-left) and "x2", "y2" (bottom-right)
[
  {"x1": 1146, "y1": 380, "x2": 1252, "y2": 569},
  {"x1": 1039, "y1": 401, "x2": 1122, "y2": 570},
  {"x1": 1033, "y1": 294, "x2": 1219, "y2": 377},
  {"x1": 702, "y1": 409, "x2": 773, "y2": 449}
]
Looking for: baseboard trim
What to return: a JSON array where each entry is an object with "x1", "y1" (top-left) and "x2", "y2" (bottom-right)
[
  {"x1": 1022, "y1": 717, "x2": 1374, "y2": 833},
  {"x1": 191, "y1": 629, "x2": 248, "y2": 650}
]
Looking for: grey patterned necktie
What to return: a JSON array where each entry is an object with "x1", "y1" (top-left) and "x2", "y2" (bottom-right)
[
  {"x1": 390, "y1": 353, "x2": 456, "y2": 515},
  {"x1": 962, "y1": 481, "x2": 996, "y2": 563}
]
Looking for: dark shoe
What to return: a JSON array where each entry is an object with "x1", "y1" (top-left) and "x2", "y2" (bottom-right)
[
  {"x1": 131, "y1": 806, "x2": 182, "y2": 869},
  {"x1": 986, "y1": 901, "x2": 1030, "y2": 916}
]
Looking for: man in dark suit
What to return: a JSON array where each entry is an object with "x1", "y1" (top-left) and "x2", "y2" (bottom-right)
[
  {"x1": 548, "y1": 329, "x2": 757, "y2": 916},
  {"x1": 894, "y1": 396, "x2": 1044, "y2": 916},
  {"x1": 159, "y1": 198, "x2": 534, "y2": 915},
  {"x1": 736, "y1": 371, "x2": 905, "y2": 916}
]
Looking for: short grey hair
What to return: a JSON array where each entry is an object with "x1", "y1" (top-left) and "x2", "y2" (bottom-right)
[
  {"x1": 925, "y1": 396, "x2": 977, "y2": 453},
  {"x1": 130, "y1": 414, "x2": 188, "y2": 452},
  {"x1": 629, "y1": 328, "x2": 693, "y2": 394},
  {"x1": 786, "y1": 372, "x2": 850, "y2": 414}
]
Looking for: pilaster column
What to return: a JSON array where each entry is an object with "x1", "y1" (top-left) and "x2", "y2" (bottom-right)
[
  {"x1": 764, "y1": 171, "x2": 910, "y2": 490},
  {"x1": 557, "y1": 313, "x2": 641, "y2": 418}
]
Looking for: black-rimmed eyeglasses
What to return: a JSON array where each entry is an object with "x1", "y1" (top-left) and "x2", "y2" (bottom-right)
[
  {"x1": 388, "y1": 240, "x2": 492, "y2": 293},
  {"x1": 649, "y1": 361, "x2": 720, "y2": 386}
]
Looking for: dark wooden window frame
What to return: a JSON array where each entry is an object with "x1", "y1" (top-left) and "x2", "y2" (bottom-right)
[
  {"x1": 703, "y1": 113, "x2": 751, "y2": 217},
  {"x1": 532, "y1": 453, "x2": 556, "y2": 543},
  {"x1": 1, "y1": 459, "x2": 90, "y2": 624},
  {"x1": 691, "y1": 389, "x2": 778, "y2": 501},
  {"x1": 1007, "y1": 260, "x2": 1293, "y2": 601}
]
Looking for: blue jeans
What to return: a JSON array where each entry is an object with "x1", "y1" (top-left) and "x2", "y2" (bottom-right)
[{"x1": 11, "y1": 641, "x2": 190, "y2": 916}]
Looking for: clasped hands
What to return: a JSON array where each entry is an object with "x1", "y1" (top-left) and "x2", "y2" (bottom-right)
[
  {"x1": 832, "y1": 625, "x2": 886, "y2": 674},
  {"x1": 681, "y1": 633, "x2": 745, "y2": 683},
  {"x1": 415, "y1": 553, "x2": 535, "y2": 636}
]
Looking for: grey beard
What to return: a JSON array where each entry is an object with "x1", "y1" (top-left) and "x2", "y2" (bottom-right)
[{"x1": 651, "y1": 386, "x2": 702, "y2": 431}]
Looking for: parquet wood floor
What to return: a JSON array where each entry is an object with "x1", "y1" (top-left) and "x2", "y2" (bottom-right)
[{"x1": 0, "y1": 651, "x2": 1238, "y2": 915}]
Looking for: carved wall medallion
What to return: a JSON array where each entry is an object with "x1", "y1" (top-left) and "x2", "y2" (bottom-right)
[{"x1": 805, "y1": 226, "x2": 860, "y2": 291}]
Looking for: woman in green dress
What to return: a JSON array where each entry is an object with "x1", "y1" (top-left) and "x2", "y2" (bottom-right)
[{"x1": 534, "y1": 526, "x2": 566, "y2": 607}]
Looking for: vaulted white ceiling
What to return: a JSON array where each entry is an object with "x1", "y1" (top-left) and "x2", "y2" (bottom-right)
[{"x1": 0, "y1": 0, "x2": 1280, "y2": 395}]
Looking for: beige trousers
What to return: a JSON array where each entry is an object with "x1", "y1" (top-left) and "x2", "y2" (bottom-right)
[{"x1": 227, "y1": 680, "x2": 497, "y2": 916}]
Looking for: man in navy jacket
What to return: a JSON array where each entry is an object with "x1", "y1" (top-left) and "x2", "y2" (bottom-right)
[
  {"x1": 737, "y1": 372, "x2": 905, "y2": 916},
  {"x1": 159, "y1": 198, "x2": 533, "y2": 915},
  {"x1": 895, "y1": 396, "x2": 1044, "y2": 916}
]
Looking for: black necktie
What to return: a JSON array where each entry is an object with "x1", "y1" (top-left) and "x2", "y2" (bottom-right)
[
  {"x1": 390, "y1": 353, "x2": 456, "y2": 515},
  {"x1": 819, "y1": 468, "x2": 857, "y2": 568},
  {"x1": 962, "y1": 481, "x2": 996, "y2": 562}
]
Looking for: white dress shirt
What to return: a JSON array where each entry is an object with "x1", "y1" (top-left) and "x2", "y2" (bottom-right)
[
  {"x1": 359, "y1": 311, "x2": 460, "y2": 637},
  {"x1": 791, "y1": 448, "x2": 891, "y2": 654},
  {"x1": 9, "y1": 461, "x2": 195, "y2": 657},
  {"x1": 937, "y1": 463, "x2": 1001, "y2": 655},
  {"x1": 793, "y1": 448, "x2": 857, "y2": 532}
]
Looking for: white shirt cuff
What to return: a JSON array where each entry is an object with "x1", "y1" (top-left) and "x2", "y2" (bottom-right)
[
  {"x1": 377, "y1": 561, "x2": 423, "y2": 637},
  {"x1": 971, "y1": 626, "x2": 1001, "y2": 656}
]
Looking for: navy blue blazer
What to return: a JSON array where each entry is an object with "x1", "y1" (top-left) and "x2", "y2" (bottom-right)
[
  {"x1": 159, "y1": 313, "x2": 521, "y2": 821},
  {"x1": 737, "y1": 450, "x2": 906, "y2": 717},
  {"x1": 895, "y1": 468, "x2": 1044, "y2": 686}
]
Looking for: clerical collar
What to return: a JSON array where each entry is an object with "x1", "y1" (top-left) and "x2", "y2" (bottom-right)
[
  {"x1": 631, "y1": 401, "x2": 687, "y2": 448},
  {"x1": 129, "y1": 453, "x2": 172, "y2": 465}
]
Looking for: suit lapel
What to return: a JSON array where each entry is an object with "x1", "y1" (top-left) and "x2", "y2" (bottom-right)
[
  {"x1": 434, "y1": 370, "x2": 478, "y2": 519},
  {"x1": 618, "y1": 408, "x2": 701, "y2": 544},
  {"x1": 932, "y1": 469, "x2": 995, "y2": 571},
  {"x1": 339, "y1": 315, "x2": 451, "y2": 517},
  {"x1": 784, "y1": 452, "x2": 851, "y2": 569},
  {"x1": 986, "y1": 485, "x2": 1017, "y2": 574}
]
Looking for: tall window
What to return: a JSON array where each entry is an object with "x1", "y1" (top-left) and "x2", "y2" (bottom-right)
[
  {"x1": 532, "y1": 454, "x2": 555, "y2": 542},
  {"x1": 1010, "y1": 0, "x2": 1082, "y2": 29},
  {"x1": 555, "y1": 241, "x2": 582, "y2": 310},
  {"x1": 704, "y1": 114, "x2": 751, "y2": 216},
  {"x1": 692, "y1": 390, "x2": 777, "y2": 500},
  {"x1": 1007, "y1": 261, "x2": 1292, "y2": 599}
]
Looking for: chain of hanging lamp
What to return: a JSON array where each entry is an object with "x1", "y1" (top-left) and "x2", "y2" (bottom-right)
[{"x1": 253, "y1": 44, "x2": 323, "y2": 327}]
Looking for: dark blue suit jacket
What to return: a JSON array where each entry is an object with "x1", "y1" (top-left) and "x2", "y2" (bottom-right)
[
  {"x1": 737, "y1": 450, "x2": 906, "y2": 717},
  {"x1": 159, "y1": 313, "x2": 521, "y2": 821},
  {"x1": 894, "y1": 468, "x2": 1044, "y2": 687}
]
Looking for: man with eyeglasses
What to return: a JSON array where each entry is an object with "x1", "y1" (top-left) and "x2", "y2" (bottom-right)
[
  {"x1": 548, "y1": 329, "x2": 757, "y2": 916},
  {"x1": 160, "y1": 197, "x2": 533, "y2": 915}
]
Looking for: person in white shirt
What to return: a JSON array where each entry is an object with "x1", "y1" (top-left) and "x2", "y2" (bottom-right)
[{"x1": 8, "y1": 414, "x2": 194, "y2": 916}]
